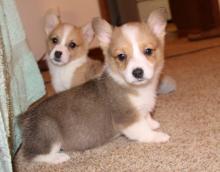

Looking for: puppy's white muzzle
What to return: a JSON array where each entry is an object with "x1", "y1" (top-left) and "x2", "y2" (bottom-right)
[
  {"x1": 49, "y1": 45, "x2": 70, "y2": 66},
  {"x1": 123, "y1": 59, "x2": 154, "y2": 85}
]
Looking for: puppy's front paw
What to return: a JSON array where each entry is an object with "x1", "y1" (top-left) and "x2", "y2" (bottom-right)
[
  {"x1": 151, "y1": 131, "x2": 170, "y2": 143},
  {"x1": 140, "y1": 131, "x2": 170, "y2": 143},
  {"x1": 148, "y1": 119, "x2": 160, "y2": 130}
]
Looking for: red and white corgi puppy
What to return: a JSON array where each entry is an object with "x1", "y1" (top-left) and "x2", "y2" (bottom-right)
[
  {"x1": 20, "y1": 9, "x2": 169, "y2": 164},
  {"x1": 45, "y1": 12, "x2": 103, "y2": 93}
]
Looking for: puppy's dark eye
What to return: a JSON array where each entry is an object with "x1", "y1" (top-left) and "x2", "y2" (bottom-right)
[
  {"x1": 117, "y1": 53, "x2": 127, "y2": 61},
  {"x1": 69, "y1": 42, "x2": 77, "y2": 49},
  {"x1": 51, "y1": 37, "x2": 58, "y2": 44},
  {"x1": 144, "y1": 48, "x2": 153, "y2": 56}
]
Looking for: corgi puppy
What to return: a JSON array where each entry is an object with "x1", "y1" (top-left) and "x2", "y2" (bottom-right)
[
  {"x1": 20, "y1": 9, "x2": 169, "y2": 164},
  {"x1": 45, "y1": 12, "x2": 103, "y2": 93}
]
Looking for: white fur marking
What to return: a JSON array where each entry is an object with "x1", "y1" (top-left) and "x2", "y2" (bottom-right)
[
  {"x1": 48, "y1": 56, "x2": 87, "y2": 92},
  {"x1": 33, "y1": 143, "x2": 70, "y2": 164},
  {"x1": 128, "y1": 86, "x2": 157, "y2": 116},
  {"x1": 61, "y1": 25, "x2": 73, "y2": 45},
  {"x1": 122, "y1": 117, "x2": 169, "y2": 143}
]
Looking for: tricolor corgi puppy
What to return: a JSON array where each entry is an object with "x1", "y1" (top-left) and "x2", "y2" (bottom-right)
[
  {"x1": 45, "y1": 12, "x2": 103, "y2": 93},
  {"x1": 20, "y1": 9, "x2": 169, "y2": 164}
]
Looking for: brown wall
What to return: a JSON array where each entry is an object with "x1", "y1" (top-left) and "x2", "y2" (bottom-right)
[{"x1": 169, "y1": 0, "x2": 220, "y2": 36}]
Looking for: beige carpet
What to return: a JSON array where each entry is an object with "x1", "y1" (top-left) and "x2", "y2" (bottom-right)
[{"x1": 14, "y1": 46, "x2": 220, "y2": 171}]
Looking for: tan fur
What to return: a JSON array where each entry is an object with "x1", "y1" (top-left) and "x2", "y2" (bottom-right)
[
  {"x1": 71, "y1": 58, "x2": 103, "y2": 87},
  {"x1": 110, "y1": 27, "x2": 131, "y2": 70},
  {"x1": 135, "y1": 23, "x2": 159, "y2": 64}
]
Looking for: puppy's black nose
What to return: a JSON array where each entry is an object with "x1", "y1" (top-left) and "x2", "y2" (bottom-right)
[
  {"x1": 132, "y1": 68, "x2": 144, "y2": 79},
  {"x1": 54, "y1": 51, "x2": 62, "y2": 61}
]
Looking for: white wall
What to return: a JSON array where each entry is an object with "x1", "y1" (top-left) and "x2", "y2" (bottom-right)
[
  {"x1": 137, "y1": 0, "x2": 172, "y2": 21},
  {"x1": 16, "y1": 0, "x2": 101, "y2": 60}
]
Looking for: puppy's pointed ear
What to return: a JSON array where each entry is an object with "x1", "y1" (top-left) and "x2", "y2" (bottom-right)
[
  {"x1": 82, "y1": 22, "x2": 94, "y2": 45},
  {"x1": 147, "y1": 8, "x2": 167, "y2": 38},
  {"x1": 92, "y1": 18, "x2": 112, "y2": 47},
  {"x1": 45, "y1": 10, "x2": 60, "y2": 35}
]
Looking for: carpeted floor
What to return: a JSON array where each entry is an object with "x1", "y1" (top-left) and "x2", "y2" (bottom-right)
[{"x1": 14, "y1": 43, "x2": 220, "y2": 171}]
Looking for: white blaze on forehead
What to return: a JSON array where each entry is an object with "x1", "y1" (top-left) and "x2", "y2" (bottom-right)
[
  {"x1": 61, "y1": 24, "x2": 74, "y2": 45},
  {"x1": 121, "y1": 25, "x2": 140, "y2": 61},
  {"x1": 121, "y1": 25, "x2": 154, "y2": 80}
]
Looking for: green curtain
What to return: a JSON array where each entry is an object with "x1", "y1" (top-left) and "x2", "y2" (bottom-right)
[{"x1": 0, "y1": 0, "x2": 46, "y2": 171}]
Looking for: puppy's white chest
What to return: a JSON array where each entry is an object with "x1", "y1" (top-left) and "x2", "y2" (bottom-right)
[
  {"x1": 48, "y1": 57, "x2": 87, "y2": 92},
  {"x1": 128, "y1": 86, "x2": 156, "y2": 116}
]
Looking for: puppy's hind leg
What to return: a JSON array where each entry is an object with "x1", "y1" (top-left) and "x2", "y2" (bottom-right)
[
  {"x1": 22, "y1": 116, "x2": 70, "y2": 164},
  {"x1": 33, "y1": 143, "x2": 70, "y2": 164},
  {"x1": 122, "y1": 117, "x2": 170, "y2": 143}
]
